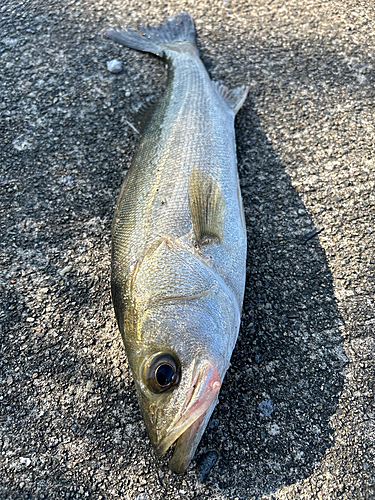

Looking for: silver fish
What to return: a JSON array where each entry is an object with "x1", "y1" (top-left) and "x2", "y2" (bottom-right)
[{"x1": 105, "y1": 11, "x2": 248, "y2": 473}]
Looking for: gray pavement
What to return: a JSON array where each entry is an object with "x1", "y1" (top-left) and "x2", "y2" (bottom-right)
[{"x1": 1, "y1": 1, "x2": 374, "y2": 499}]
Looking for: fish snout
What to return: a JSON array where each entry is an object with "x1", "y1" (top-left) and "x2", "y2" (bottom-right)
[{"x1": 153, "y1": 360, "x2": 221, "y2": 462}]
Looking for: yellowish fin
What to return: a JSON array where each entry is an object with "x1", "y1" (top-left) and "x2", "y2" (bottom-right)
[{"x1": 189, "y1": 167, "x2": 225, "y2": 246}]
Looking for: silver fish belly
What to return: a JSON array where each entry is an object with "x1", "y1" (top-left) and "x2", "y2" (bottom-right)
[{"x1": 105, "y1": 11, "x2": 248, "y2": 473}]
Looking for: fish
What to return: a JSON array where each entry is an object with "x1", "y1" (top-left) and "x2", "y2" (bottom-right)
[{"x1": 105, "y1": 11, "x2": 248, "y2": 473}]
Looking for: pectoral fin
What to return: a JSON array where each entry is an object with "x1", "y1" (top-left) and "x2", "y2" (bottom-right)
[{"x1": 189, "y1": 167, "x2": 225, "y2": 246}]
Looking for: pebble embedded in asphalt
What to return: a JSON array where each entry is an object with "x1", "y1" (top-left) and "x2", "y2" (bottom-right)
[{"x1": 107, "y1": 59, "x2": 123, "y2": 73}]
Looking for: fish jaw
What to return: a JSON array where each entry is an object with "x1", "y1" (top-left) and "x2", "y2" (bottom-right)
[
  {"x1": 153, "y1": 361, "x2": 221, "y2": 468},
  {"x1": 169, "y1": 393, "x2": 218, "y2": 474}
]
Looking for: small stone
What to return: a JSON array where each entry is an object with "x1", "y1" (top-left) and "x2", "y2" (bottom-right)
[
  {"x1": 26, "y1": 317, "x2": 35, "y2": 322},
  {"x1": 58, "y1": 175, "x2": 73, "y2": 186},
  {"x1": 268, "y1": 423, "x2": 280, "y2": 436},
  {"x1": 258, "y1": 399, "x2": 274, "y2": 417},
  {"x1": 6, "y1": 377, "x2": 13, "y2": 386},
  {"x1": 2, "y1": 38, "x2": 18, "y2": 46},
  {"x1": 59, "y1": 265, "x2": 72, "y2": 276},
  {"x1": 135, "y1": 494, "x2": 149, "y2": 500},
  {"x1": 107, "y1": 59, "x2": 122, "y2": 73},
  {"x1": 20, "y1": 457, "x2": 31, "y2": 466}
]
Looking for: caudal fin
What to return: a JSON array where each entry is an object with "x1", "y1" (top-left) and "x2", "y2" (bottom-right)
[{"x1": 104, "y1": 11, "x2": 196, "y2": 58}]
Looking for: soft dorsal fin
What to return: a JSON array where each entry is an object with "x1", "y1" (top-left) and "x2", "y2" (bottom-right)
[
  {"x1": 189, "y1": 167, "x2": 225, "y2": 246},
  {"x1": 132, "y1": 95, "x2": 160, "y2": 133},
  {"x1": 213, "y1": 82, "x2": 249, "y2": 115}
]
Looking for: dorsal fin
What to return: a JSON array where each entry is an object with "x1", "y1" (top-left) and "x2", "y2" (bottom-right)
[
  {"x1": 213, "y1": 82, "x2": 249, "y2": 115},
  {"x1": 189, "y1": 167, "x2": 225, "y2": 246},
  {"x1": 132, "y1": 94, "x2": 160, "y2": 133}
]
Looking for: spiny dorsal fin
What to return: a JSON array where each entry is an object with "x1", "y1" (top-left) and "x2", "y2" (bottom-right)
[
  {"x1": 189, "y1": 167, "x2": 225, "y2": 246},
  {"x1": 213, "y1": 82, "x2": 249, "y2": 115}
]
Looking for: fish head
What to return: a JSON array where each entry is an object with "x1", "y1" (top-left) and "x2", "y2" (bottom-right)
[{"x1": 126, "y1": 295, "x2": 238, "y2": 473}]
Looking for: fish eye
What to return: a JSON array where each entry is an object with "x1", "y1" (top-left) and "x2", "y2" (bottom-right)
[{"x1": 144, "y1": 352, "x2": 180, "y2": 393}]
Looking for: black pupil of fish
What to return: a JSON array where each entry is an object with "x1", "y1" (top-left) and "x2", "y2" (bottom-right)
[{"x1": 155, "y1": 363, "x2": 175, "y2": 387}]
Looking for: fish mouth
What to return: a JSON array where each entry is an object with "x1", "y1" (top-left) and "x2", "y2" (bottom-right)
[{"x1": 154, "y1": 360, "x2": 221, "y2": 471}]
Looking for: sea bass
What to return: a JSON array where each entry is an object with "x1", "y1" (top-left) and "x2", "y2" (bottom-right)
[{"x1": 105, "y1": 12, "x2": 248, "y2": 473}]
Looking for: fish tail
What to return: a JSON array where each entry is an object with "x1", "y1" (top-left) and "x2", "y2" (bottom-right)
[{"x1": 104, "y1": 11, "x2": 196, "y2": 58}]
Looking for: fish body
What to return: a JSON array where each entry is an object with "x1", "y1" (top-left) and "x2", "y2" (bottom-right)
[{"x1": 105, "y1": 12, "x2": 248, "y2": 473}]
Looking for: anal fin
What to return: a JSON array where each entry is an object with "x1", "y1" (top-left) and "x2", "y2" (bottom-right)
[{"x1": 189, "y1": 167, "x2": 225, "y2": 246}]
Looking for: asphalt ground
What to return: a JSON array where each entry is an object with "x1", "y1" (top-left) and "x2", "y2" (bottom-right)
[{"x1": 1, "y1": 1, "x2": 374, "y2": 499}]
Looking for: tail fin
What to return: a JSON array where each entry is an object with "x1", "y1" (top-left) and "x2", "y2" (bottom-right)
[{"x1": 104, "y1": 11, "x2": 196, "y2": 58}]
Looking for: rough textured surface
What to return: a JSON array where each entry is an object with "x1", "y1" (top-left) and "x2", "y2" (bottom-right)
[{"x1": 0, "y1": 1, "x2": 374, "y2": 499}]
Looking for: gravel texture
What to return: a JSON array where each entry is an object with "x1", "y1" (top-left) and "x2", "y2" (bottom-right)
[{"x1": 1, "y1": 1, "x2": 374, "y2": 499}]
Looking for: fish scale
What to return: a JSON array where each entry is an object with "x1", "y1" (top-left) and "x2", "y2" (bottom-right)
[{"x1": 105, "y1": 11, "x2": 248, "y2": 473}]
